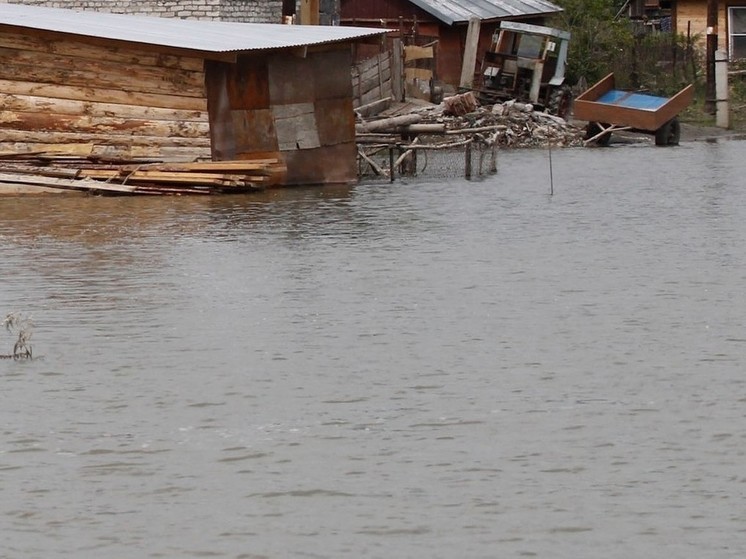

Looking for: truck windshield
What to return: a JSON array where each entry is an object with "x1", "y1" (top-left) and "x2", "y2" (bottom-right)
[{"x1": 516, "y1": 35, "x2": 543, "y2": 58}]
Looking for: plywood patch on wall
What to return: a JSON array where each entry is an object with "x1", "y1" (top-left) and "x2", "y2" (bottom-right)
[{"x1": 273, "y1": 103, "x2": 320, "y2": 151}]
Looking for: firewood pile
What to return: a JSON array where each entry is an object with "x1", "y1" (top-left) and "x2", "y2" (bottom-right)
[
  {"x1": 356, "y1": 92, "x2": 585, "y2": 149},
  {"x1": 0, "y1": 151, "x2": 286, "y2": 195}
]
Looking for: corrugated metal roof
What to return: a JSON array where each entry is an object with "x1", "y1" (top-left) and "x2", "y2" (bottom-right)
[
  {"x1": 407, "y1": 0, "x2": 563, "y2": 25},
  {"x1": 0, "y1": 4, "x2": 388, "y2": 53}
]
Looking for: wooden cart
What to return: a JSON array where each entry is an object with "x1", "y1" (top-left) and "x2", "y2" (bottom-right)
[{"x1": 574, "y1": 73, "x2": 694, "y2": 146}]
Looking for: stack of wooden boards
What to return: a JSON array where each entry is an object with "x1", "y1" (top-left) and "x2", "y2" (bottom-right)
[{"x1": 0, "y1": 149, "x2": 286, "y2": 195}]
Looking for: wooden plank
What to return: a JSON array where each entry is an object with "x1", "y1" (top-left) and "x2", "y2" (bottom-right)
[
  {"x1": 460, "y1": 17, "x2": 482, "y2": 89},
  {"x1": 0, "y1": 111, "x2": 210, "y2": 138},
  {"x1": 0, "y1": 46, "x2": 206, "y2": 92},
  {"x1": 357, "y1": 56, "x2": 392, "y2": 84},
  {"x1": 391, "y1": 40, "x2": 404, "y2": 102},
  {"x1": 0, "y1": 163, "x2": 80, "y2": 179},
  {"x1": 359, "y1": 86, "x2": 385, "y2": 107},
  {"x1": 357, "y1": 67, "x2": 393, "y2": 97},
  {"x1": 405, "y1": 68, "x2": 433, "y2": 81},
  {"x1": 404, "y1": 46, "x2": 434, "y2": 62},
  {"x1": 0, "y1": 59, "x2": 205, "y2": 98},
  {"x1": 136, "y1": 160, "x2": 282, "y2": 172},
  {"x1": 272, "y1": 103, "x2": 320, "y2": 151},
  {"x1": 0, "y1": 172, "x2": 137, "y2": 193},
  {"x1": 0, "y1": 130, "x2": 211, "y2": 148},
  {"x1": 78, "y1": 169, "x2": 251, "y2": 186},
  {"x1": 0, "y1": 93, "x2": 207, "y2": 122},
  {"x1": 300, "y1": 0, "x2": 320, "y2": 25},
  {"x1": 0, "y1": 79, "x2": 207, "y2": 111},
  {"x1": 0, "y1": 31, "x2": 204, "y2": 71}
]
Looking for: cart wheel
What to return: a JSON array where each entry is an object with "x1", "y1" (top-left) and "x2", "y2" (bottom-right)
[
  {"x1": 655, "y1": 118, "x2": 681, "y2": 146},
  {"x1": 586, "y1": 122, "x2": 611, "y2": 146},
  {"x1": 548, "y1": 85, "x2": 572, "y2": 119}
]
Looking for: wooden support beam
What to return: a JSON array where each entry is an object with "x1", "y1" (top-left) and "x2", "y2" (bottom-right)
[
  {"x1": 460, "y1": 17, "x2": 481, "y2": 89},
  {"x1": 300, "y1": 0, "x2": 320, "y2": 25}
]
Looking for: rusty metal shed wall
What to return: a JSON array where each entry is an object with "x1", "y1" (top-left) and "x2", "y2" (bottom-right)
[
  {"x1": 406, "y1": 0, "x2": 563, "y2": 25},
  {"x1": 0, "y1": 4, "x2": 388, "y2": 54}
]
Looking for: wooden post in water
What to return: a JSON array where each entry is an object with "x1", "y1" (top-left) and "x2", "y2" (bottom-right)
[
  {"x1": 389, "y1": 145, "x2": 395, "y2": 182},
  {"x1": 465, "y1": 141, "x2": 472, "y2": 179},
  {"x1": 548, "y1": 145, "x2": 554, "y2": 196}
]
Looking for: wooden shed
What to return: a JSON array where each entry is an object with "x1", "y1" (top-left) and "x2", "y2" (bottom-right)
[
  {"x1": 341, "y1": 0, "x2": 563, "y2": 88},
  {"x1": 0, "y1": 4, "x2": 387, "y2": 187}
]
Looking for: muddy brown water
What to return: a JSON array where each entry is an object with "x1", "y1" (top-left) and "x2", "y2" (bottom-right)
[{"x1": 2, "y1": 140, "x2": 745, "y2": 558}]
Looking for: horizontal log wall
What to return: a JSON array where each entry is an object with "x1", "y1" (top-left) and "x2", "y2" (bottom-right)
[{"x1": 0, "y1": 30, "x2": 210, "y2": 161}]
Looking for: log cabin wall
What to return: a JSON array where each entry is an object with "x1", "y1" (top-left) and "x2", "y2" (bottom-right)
[
  {"x1": 206, "y1": 45, "x2": 357, "y2": 185},
  {"x1": 0, "y1": 29, "x2": 211, "y2": 161}
]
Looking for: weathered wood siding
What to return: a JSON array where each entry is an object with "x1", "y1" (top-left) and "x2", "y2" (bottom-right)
[
  {"x1": 352, "y1": 47, "x2": 404, "y2": 106},
  {"x1": 0, "y1": 30, "x2": 210, "y2": 161},
  {"x1": 206, "y1": 46, "x2": 357, "y2": 186}
]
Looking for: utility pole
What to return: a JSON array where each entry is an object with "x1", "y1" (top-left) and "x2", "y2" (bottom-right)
[{"x1": 705, "y1": 0, "x2": 718, "y2": 113}]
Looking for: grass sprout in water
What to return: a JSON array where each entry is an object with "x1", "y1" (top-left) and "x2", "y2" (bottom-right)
[{"x1": 2, "y1": 312, "x2": 33, "y2": 360}]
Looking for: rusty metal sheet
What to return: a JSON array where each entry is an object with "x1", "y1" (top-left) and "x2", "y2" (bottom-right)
[
  {"x1": 227, "y1": 56, "x2": 270, "y2": 110},
  {"x1": 312, "y1": 48, "x2": 354, "y2": 100},
  {"x1": 282, "y1": 142, "x2": 357, "y2": 185},
  {"x1": 315, "y1": 98, "x2": 355, "y2": 147},
  {"x1": 268, "y1": 54, "x2": 315, "y2": 106},
  {"x1": 205, "y1": 60, "x2": 236, "y2": 159},
  {"x1": 231, "y1": 109, "x2": 279, "y2": 153}
]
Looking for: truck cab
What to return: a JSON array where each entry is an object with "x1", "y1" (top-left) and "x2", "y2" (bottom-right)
[{"x1": 478, "y1": 21, "x2": 572, "y2": 117}]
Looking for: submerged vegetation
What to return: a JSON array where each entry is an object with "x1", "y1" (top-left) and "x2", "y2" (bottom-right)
[{"x1": 2, "y1": 312, "x2": 33, "y2": 360}]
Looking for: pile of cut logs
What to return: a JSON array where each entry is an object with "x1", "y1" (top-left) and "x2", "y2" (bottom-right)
[
  {"x1": 356, "y1": 92, "x2": 585, "y2": 149},
  {"x1": 0, "y1": 150, "x2": 286, "y2": 195}
]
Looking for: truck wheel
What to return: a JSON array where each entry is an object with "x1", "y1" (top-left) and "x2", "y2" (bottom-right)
[
  {"x1": 655, "y1": 118, "x2": 681, "y2": 146},
  {"x1": 586, "y1": 122, "x2": 611, "y2": 146},
  {"x1": 548, "y1": 86, "x2": 572, "y2": 119}
]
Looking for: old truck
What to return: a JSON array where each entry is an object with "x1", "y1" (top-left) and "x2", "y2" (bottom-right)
[{"x1": 474, "y1": 21, "x2": 572, "y2": 118}]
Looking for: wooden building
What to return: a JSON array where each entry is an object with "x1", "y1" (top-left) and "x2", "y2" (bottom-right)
[
  {"x1": 672, "y1": 0, "x2": 746, "y2": 59},
  {"x1": 341, "y1": 0, "x2": 563, "y2": 88},
  {"x1": 0, "y1": 4, "x2": 387, "y2": 187}
]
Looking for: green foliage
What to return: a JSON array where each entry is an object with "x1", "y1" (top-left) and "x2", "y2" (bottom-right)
[
  {"x1": 550, "y1": 1, "x2": 702, "y2": 95},
  {"x1": 551, "y1": 0, "x2": 632, "y2": 85}
]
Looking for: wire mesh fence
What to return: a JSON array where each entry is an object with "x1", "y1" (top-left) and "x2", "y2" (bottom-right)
[{"x1": 357, "y1": 139, "x2": 499, "y2": 182}]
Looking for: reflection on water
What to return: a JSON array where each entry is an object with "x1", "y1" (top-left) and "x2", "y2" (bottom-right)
[{"x1": 2, "y1": 142, "x2": 746, "y2": 558}]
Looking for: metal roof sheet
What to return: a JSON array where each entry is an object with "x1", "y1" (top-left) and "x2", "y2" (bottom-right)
[
  {"x1": 0, "y1": 4, "x2": 388, "y2": 53},
  {"x1": 408, "y1": 0, "x2": 563, "y2": 25}
]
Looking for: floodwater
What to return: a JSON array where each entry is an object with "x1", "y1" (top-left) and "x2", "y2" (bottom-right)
[{"x1": 1, "y1": 139, "x2": 745, "y2": 559}]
